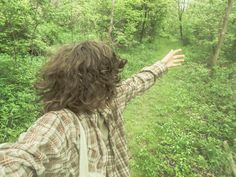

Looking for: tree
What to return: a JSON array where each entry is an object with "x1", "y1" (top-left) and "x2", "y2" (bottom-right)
[
  {"x1": 176, "y1": 0, "x2": 187, "y2": 42},
  {"x1": 208, "y1": 0, "x2": 233, "y2": 68},
  {"x1": 109, "y1": 0, "x2": 116, "y2": 45}
]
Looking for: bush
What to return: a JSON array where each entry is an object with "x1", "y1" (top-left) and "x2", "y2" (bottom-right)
[{"x1": 0, "y1": 54, "x2": 43, "y2": 142}]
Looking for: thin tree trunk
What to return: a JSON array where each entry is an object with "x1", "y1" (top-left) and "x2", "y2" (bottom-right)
[
  {"x1": 70, "y1": 0, "x2": 74, "y2": 42},
  {"x1": 232, "y1": 18, "x2": 236, "y2": 50},
  {"x1": 179, "y1": 15, "x2": 183, "y2": 41},
  {"x1": 140, "y1": 4, "x2": 147, "y2": 43},
  {"x1": 177, "y1": 0, "x2": 185, "y2": 42},
  {"x1": 208, "y1": 0, "x2": 233, "y2": 68},
  {"x1": 9, "y1": 22, "x2": 17, "y2": 62},
  {"x1": 30, "y1": 1, "x2": 40, "y2": 56},
  {"x1": 108, "y1": 0, "x2": 115, "y2": 45}
]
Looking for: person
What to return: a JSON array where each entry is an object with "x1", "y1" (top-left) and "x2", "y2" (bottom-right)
[{"x1": 0, "y1": 40, "x2": 184, "y2": 177}]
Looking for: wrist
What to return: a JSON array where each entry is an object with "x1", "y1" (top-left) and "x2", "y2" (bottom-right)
[
  {"x1": 154, "y1": 61, "x2": 168, "y2": 73},
  {"x1": 160, "y1": 59, "x2": 168, "y2": 65}
]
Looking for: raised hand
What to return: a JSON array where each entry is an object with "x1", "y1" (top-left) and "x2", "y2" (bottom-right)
[{"x1": 160, "y1": 49, "x2": 185, "y2": 68}]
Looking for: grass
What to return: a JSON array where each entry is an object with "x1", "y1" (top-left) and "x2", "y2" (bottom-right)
[
  {"x1": 119, "y1": 38, "x2": 183, "y2": 139},
  {"x1": 118, "y1": 38, "x2": 183, "y2": 79},
  {"x1": 0, "y1": 37, "x2": 235, "y2": 176},
  {"x1": 120, "y1": 38, "x2": 236, "y2": 176},
  {"x1": 120, "y1": 38, "x2": 187, "y2": 176}
]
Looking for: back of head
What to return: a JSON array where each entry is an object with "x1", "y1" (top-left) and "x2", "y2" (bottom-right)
[{"x1": 34, "y1": 40, "x2": 127, "y2": 114}]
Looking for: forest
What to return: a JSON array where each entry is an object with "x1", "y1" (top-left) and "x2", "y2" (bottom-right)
[{"x1": 0, "y1": 0, "x2": 236, "y2": 176}]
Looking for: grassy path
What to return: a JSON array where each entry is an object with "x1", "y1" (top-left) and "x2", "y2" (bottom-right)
[
  {"x1": 121, "y1": 38, "x2": 184, "y2": 140},
  {"x1": 120, "y1": 38, "x2": 235, "y2": 176},
  {"x1": 120, "y1": 38, "x2": 188, "y2": 176}
]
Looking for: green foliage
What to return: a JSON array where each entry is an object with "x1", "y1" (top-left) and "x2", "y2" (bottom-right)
[
  {"x1": 223, "y1": 3, "x2": 236, "y2": 61},
  {"x1": 110, "y1": 0, "x2": 167, "y2": 45},
  {"x1": 183, "y1": 0, "x2": 235, "y2": 62},
  {"x1": 123, "y1": 39, "x2": 236, "y2": 176},
  {"x1": 0, "y1": 0, "x2": 35, "y2": 55},
  {"x1": 0, "y1": 54, "x2": 43, "y2": 142},
  {"x1": 0, "y1": 0, "x2": 169, "y2": 54},
  {"x1": 75, "y1": 0, "x2": 168, "y2": 46},
  {"x1": 0, "y1": 0, "x2": 77, "y2": 56},
  {"x1": 162, "y1": 0, "x2": 236, "y2": 63},
  {"x1": 183, "y1": 0, "x2": 226, "y2": 56},
  {"x1": 0, "y1": 0, "x2": 236, "y2": 176}
]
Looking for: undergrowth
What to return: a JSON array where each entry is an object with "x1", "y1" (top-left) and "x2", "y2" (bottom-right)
[{"x1": 0, "y1": 38, "x2": 235, "y2": 176}]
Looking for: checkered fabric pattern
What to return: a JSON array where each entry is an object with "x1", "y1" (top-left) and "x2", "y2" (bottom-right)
[{"x1": 0, "y1": 61, "x2": 167, "y2": 177}]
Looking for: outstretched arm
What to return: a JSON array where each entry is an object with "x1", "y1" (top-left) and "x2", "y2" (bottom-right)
[
  {"x1": 0, "y1": 110, "x2": 80, "y2": 177},
  {"x1": 114, "y1": 49, "x2": 185, "y2": 112}
]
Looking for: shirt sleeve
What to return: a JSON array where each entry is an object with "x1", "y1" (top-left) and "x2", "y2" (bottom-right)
[
  {"x1": 114, "y1": 61, "x2": 168, "y2": 112},
  {"x1": 0, "y1": 111, "x2": 78, "y2": 177}
]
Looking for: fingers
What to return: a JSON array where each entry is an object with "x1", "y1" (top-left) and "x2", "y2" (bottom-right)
[
  {"x1": 173, "y1": 55, "x2": 185, "y2": 59},
  {"x1": 169, "y1": 63, "x2": 183, "y2": 67},
  {"x1": 173, "y1": 49, "x2": 182, "y2": 55},
  {"x1": 173, "y1": 59, "x2": 185, "y2": 63},
  {"x1": 170, "y1": 59, "x2": 185, "y2": 68},
  {"x1": 163, "y1": 49, "x2": 185, "y2": 67},
  {"x1": 167, "y1": 49, "x2": 175, "y2": 57}
]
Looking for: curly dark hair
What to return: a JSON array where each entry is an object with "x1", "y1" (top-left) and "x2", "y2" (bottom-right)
[{"x1": 34, "y1": 40, "x2": 127, "y2": 114}]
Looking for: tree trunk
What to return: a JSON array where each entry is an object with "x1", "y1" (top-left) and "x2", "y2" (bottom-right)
[
  {"x1": 70, "y1": 0, "x2": 74, "y2": 42},
  {"x1": 179, "y1": 15, "x2": 183, "y2": 41},
  {"x1": 108, "y1": 0, "x2": 115, "y2": 45},
  {"x1": 232, "y1": 18, "x2": 236, "y2": 51},
  {"x1": 177, "y1": 0, "x2": 185, "y2": 42},
  {"x1": 140, "y1": 4, "x2": 148, "y2": 43},
  {"x1": 208, "y1": 0, "x2": 233, "y2": 68}
]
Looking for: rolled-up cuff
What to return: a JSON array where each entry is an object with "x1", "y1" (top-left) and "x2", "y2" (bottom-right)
[
  {"x1": 140, "y1": 61, "x2": 168, "y2": 81},
  {"x1": 154, "y1": 61, "x2": 168, "y2": 73}
]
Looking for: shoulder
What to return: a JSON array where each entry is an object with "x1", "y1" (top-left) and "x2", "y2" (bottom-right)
[
  {"x1": 36, "y1": 109, "x2": 78, "y2": 127},
  {"x1": 29, "y1": 109, "x2": 80, "y2": 141}
]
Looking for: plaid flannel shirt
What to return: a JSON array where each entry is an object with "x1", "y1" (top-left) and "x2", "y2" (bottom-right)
[{"x1": 0, "y1": 61, "x2": 167, "y2": 177}]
